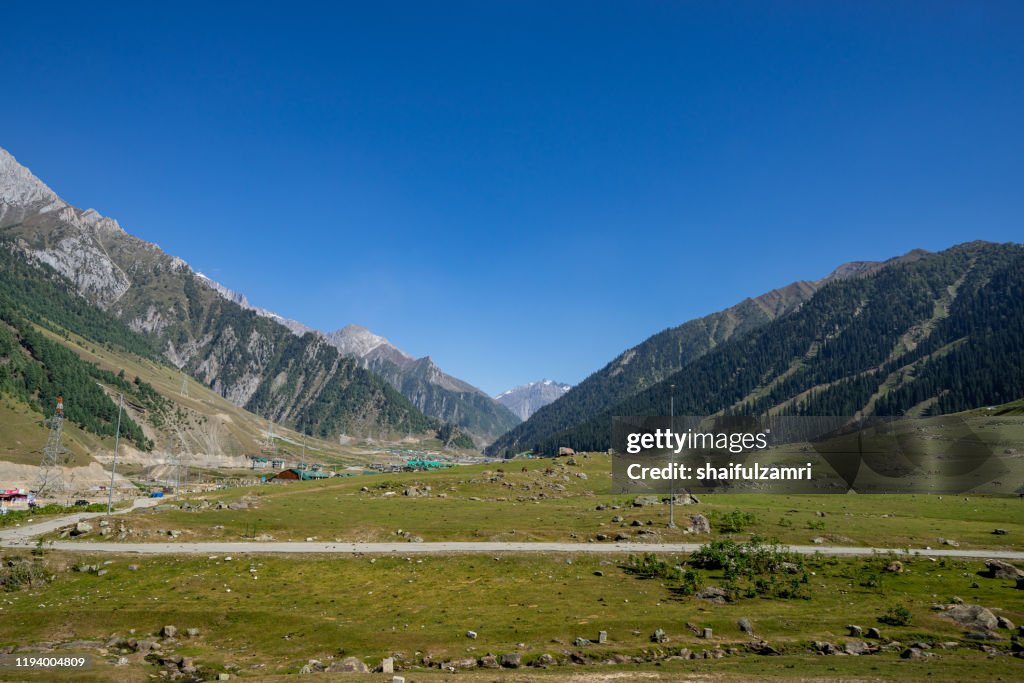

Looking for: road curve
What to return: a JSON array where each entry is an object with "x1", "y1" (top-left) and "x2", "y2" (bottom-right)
[
  {"x1": 1, "y1": 538, "x2": 1022, "y2": 559},
  {"x1": 0, "y1": 497, "x2": 162, "y2": 544}
]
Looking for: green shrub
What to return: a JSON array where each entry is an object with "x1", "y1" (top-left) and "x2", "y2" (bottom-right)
[
  {"x1": 715, "y1": 509, "x2": 757, "y2": 534},
  {"x1": 879, "y1": 604, "x2": 913, "y2": 626},
  {"x1": 0, "y1": 558, "x2": 48, "y2": 591},
  {"x1": 690, "y1": 536, "x2": 808, "y2": 600}
]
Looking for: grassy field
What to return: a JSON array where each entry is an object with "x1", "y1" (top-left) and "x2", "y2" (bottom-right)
[
  {"x1": 0, "y1": 547, "x2": 1021, "y2": 681},
  {"x1": 80, "y1": 453, "x2": 1024, "y2": 549}
]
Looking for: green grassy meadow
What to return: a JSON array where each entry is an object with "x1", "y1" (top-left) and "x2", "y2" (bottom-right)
[
  {"x1": 85, "y1": 453, "x2": 1024, "y2": 550},
  {"x1": 0, "y1": 548, "x2": 1022, "y2": 681}
]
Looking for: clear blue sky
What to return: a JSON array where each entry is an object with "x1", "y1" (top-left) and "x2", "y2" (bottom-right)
[{"x1": 2, "y1": 2, "x2": 1022, "y2": 395}]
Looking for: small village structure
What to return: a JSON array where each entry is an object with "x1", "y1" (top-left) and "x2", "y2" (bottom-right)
[{"x1": 272, "y1": 468, "x2": 331, "y2": 482}]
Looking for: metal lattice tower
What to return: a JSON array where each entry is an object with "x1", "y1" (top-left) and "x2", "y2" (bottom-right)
[
  {"x1": 37, "y1": 396, "x2": 68, "y2": 498},
  {"x1": 262, "y1": 420, "x2": 277, "y2": 458},
  {"x1": 173, "y1": 436, "x2": 189, "y2": 492}
]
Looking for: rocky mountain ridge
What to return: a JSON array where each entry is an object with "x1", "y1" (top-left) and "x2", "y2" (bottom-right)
[
  {"x1": 496, "y1": 380, "x2": 572, "y2": 421},
  {"x1": 0, "y1": 145, "x2": 434, "y2": 440}
]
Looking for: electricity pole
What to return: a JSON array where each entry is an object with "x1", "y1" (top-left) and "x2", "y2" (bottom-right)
[
  {"x1": 107, "y1": 393, "x2": 123, "y2": 515},
  {"x1": 668, "y1": 384, "x2": 676, "y2": 529}
]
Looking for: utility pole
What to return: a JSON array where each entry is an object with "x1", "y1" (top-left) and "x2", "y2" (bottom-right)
[
  {"x1": 107, "y1": 393, "x2": 123, "y2": 514},
  {"x1": 668, "y1": 384, "x2": 676, "y2": 529},
  {"x1": 301, "y1": 434, "x2": 306, "y2": 471}
]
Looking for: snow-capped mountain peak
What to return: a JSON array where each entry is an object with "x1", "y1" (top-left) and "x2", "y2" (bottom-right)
[{"x1": 495, "y1": 379, "x2": 571, "y2": 420}]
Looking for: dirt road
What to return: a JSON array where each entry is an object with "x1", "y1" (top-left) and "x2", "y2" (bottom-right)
[{"x1": 2, "y1": 499, "x2": 1021, "y2": 559}]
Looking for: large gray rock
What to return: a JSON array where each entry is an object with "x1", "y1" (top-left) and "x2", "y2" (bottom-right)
[
  {"x1": 663, "y1": 492, "x2": 699, "y2": 505},
  {"x1": 688, "y1": 514, "x2": 711, "y2": 534},
  {"x1": 326, "y1": 657, "x2": 369, "y2": 673},
  {"x1": 984, "y1": 559, "x2": 1024, "y2": 580},
  {"x1": 938, "y1": 604, "x2": 998, "y2": 631},
  {"x1": 843, "y1": 639, "x2": 869, "y2": 655},
  {"x1": 695, "y1": 586, "x2": 730, "y2": 604},
  {"x1": 633, "y1": 496, "x2": 661, "y2": 507},
  {"x1": 532, "y1": 653, "x2": 556, "y2": 667},
  {"x1": 71, "y1": 522, "x2": 92, "y2": 536},
  {"x1": 499, "y1": 653, "x2": 521, "y2": 668}
]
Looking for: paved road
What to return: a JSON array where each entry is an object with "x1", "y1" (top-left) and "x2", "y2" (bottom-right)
[{"x1": 2, "y1": 499, "x2": 1022, "y2": 559}]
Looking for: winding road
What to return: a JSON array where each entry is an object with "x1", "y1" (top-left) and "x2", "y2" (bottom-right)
[{"x1": 2, "y1": 500, "x2": 1022, "y2": 559}]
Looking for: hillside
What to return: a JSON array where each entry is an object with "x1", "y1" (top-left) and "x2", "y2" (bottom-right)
[
  {"x1": 487, "y1": 250, "x2": 926, "y2": 456},
  {"x1": 511, "y1": 241, "x2": 1024, "y2": 454},
  {"x1": 0, "y1": 253, "x2": 409, "y2": 491},
  {"x1": 0, "y1": 146, "x2": 436, "y2": 441}
]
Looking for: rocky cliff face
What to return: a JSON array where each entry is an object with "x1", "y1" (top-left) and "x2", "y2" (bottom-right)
[{"x1": 0, "y1": 146, "x2": 432, "y2": 439}]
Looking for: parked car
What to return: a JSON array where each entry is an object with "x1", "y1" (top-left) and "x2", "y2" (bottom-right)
[
  {"x1": 74, "y1": 499, "x2": 90, "y2": 506},
  {"x1": 149, "y1": 491, "x2": 164, "y2": 498}
]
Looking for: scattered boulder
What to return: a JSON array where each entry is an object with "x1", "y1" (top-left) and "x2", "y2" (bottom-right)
[
  {"x1": 136, "y1": 640, "x2": 157, "y2": 653},
  {"x1": 611, "y1": 515, "x2": 624, "y2": 523},
  {"x1": 811, "y1": 641, "x2": 837, "y2": 655},
  {"x1": 499, "y1": 653, "x2": 521, "y2": 668},
  {"x1": 663, "y1": 492, "x2": 699, "y2": 505},
  {"x1": 866, "y1": 627, "x2": 882, "y2": 639},
  {"x1": 478, "y1": 655, "x2": 499, "y2": 669},
  {"x1": 884, "y1": 561, "x2": 904, "y2": 574},
  {"x1": 843, "y1": 639, "x2": 869, "y2": 655},
  {"x1": 558, "y1": 447, "x2": 575, "y2": 457},
  {"x1": 695, "y1": 586, "x2": 730, "y2": 604},
  {"x1": 687, "y1": 514, "x2": 711, "y2": 534},
  {"x1": 533, "y1": 653, "x2": 556, "y2": 667},
  {"x1": 441, "y1": 657, "x2": 476, "y2": 670},
  {"x1": 71, "y1": 522, "x2": 92, "y2": 536},
  {"x1": 983, "y1": 559, "x2": 1024, "y2": 580},
  {"x1": 633, "y1": 496, "x2": 660, "y2": 507},
  {"x1": 186, "y1": 628, "x2": 200, "y2": 637},
  {"x1": 160, "y1": 625, "x2": 177, "y2": 639},
  {"x1": 847, "y1": 625, "x2": 863, "y2": 637},
  {"x1": 996, "y1": 616, "x2": 1015, "y2": 630},
  {"x1": 901, "y1": 647, "x2": 931, "y2": 660},
  {"x1": 738, "y1": 618, "x2": 754, "y2": 634},
  {"x1": 993, "y1": 528, "x2": 1008, "y2": 535},
  {"x1": 749, "y1": 641, "x2": 781, "y2": 656},
  {"x1": 466, "y1": 630, "x2": 477, "y2": 639},
  {"x1": 574, "y1": 637, "x2": 591, "y2": 647},
  {"x1": 326, "y1": 657, "x2": 369, "y2": 673},
  {"x1": 938, "y1": 604, "x2": 998, "y2": 631},
  {"x1": 651, "y1": 628, "x2": 669, "y2": 644}
]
